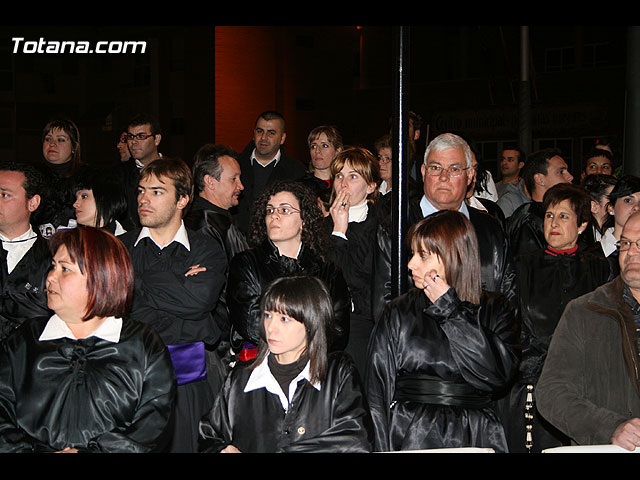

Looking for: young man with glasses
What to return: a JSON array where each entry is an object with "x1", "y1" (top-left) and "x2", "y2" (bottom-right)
[{"x1": 119, "y1": 113, "x2": 164, "y2": 229}]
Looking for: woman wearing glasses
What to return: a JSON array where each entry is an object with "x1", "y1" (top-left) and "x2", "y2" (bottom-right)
[
  {"x1": 499, "y1": 182, "x2": 611, "y2": 453},
  {"x1": 226, "y1": 180, "x2": 351, "y2": 364}
]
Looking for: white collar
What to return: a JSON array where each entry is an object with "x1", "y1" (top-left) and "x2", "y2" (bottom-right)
[
  {"x1": 420, "y1": 195, "x2": 469, "y2": 219},
  {"x1": 39, "y1": 314, "x2": 122, "y2": 343},
  {"x1": 0, "y1": 226, "x2": 38, "y2": 274},
  {"x1": 250, "y1": 148, "x2": 281, "y2": 168},
  {"x1": 244, "y1": 354, "x2": 320, "y2": 411},
  {"x1": 135, "y1": 152, "x2": 162, "y2": 169},
  {"x1": 0, "y1": 225, "x2": 36, "y2": 243},
  {"x1": 134, "y1": 221, "x2": 190, "y2": 251},
  {"x1": 348, "y1": 200, "x2": 369, "y2": 223},
  {"x1": 600, "y1": 227, "x2": 617, "y2": 257},
  {"x1": 379, "y1": 180, "x2": 391, "y2": 195},
  {"x1": 467, "y1": 195, "x2": 487, "y2": 212}
]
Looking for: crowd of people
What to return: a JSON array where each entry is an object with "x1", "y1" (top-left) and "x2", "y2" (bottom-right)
[{"x1": 0, "y1": 108, "x2": 639, "y2": 454}]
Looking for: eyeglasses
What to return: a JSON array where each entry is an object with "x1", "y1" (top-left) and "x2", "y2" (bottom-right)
[
  {"x1": 265, "y1": 206, "x2": 300, "y2": 216},
  {"x1": 425, "y1": 164, "x2": 469, "y2": 177},
  {"x1": 377, "y1": 155, "x2": 392, "y2": 164},
  {"x1": 125, "y1": 133, "x2": 155, "y2": 141},
  {"x1": 617, "y1": 239, "x2": 640, "y2": 251}
]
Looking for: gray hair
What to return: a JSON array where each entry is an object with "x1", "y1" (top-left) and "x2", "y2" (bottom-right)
[{"x1": 423, "y1": 133, "x2": 473, "y2": 168}]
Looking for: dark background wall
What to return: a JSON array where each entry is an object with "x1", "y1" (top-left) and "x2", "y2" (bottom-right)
[{"x1": 0, "y1": 25, "x2": 629, "y2": 179}]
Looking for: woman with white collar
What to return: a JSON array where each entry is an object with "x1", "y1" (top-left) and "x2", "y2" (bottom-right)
[
  {"x1": 600, "y1": 175, "x2": 640, "y2": 262},
  {"x1": 0, "y1": 226, "x2": 175, "y2": 453},
  {"x1": 199, "y1": 275, "x2": 373, "y2": 453},
  {"x1": 327, "y1": 146, "x2": 381, "y2": 376}
]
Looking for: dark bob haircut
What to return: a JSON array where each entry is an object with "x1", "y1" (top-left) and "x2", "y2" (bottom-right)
[
  {"x1": 542, "y1": 183, "x2": 592, "y2": 227},
  {"x1": 254, "y1": 275, "x2": 333, "y2": 384},
  {"x1": 73, "y1": 170, "x2": 127, "y2": 228},
  {"x1": 49, "y1": 226, "x2": 134, "y2": 321},
  {"x1": 407, "y1": 210, "x2": 482, "y2": 304}
]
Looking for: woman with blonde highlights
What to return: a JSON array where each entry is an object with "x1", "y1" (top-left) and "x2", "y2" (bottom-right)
[{"x1": 366, "y1": 210, "x2": 519, "y2": 452}]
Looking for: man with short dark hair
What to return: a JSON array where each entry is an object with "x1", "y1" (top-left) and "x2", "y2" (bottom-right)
[
  {"x1": 581, "y1": 148, "x2": 615, "y2": 182},
  {"x1": 496, "y1": 147, "x2": 529, "y2": 218},
  {"x1": 536, "y1": 210, "x2": 640, "y2": 450},
  {"x1": 118, "y1": 157, "x2": 227, "y2": 453},
  {"x1": 234, "y1": 110, "x2": 306, "y2": 235},
  {"x1": 496, "y1": 148, "x2": 525, "y2": 195},
  {"x1": 506, "y1": 148, "x2": 574, "y2": 257},
  {"x1": 185, "y1": 143, "x2": 248, "y2": 258},
  {"x1": 0, "y1": 163, "x2": 52, "y2": 342},
  {"x1": 184, "y1": 144, "x2": 249, "y2": 389},
  {"x1": 119, "y1": 113, "x2": 164, "y2": 230}
]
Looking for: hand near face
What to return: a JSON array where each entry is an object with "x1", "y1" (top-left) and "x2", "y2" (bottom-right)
[
  {"x1": 329, "y1": 190, "x2": 350, "y2": 235},
  {"x1": 422, "y1": 269, "x2": 449, "y2": 303}
]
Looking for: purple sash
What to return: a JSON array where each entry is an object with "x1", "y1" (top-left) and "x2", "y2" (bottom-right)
[{"x1": 167, "y1": 342, "x2": 207, "y2": 386}]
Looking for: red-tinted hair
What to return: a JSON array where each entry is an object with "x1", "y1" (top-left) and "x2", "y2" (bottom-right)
[{"x1": 49, "y1": 226, "x2": 134, "y2": 320}]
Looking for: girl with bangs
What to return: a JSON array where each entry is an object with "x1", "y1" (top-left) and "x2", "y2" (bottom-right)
[
  {"x1": 199, "y1": 275, "x2": 373, "y2": 453},
  {"x1": 365, "y1": 210, "x2": 519, "y2": 452}
]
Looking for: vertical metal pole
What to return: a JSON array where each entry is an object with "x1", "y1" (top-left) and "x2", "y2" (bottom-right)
[
  {"x1": 391, "y1": 26, "x2": 409, "y2": 298},
  {"x1": 519, "y1": 26, "x2": 532, "y2": 155}
]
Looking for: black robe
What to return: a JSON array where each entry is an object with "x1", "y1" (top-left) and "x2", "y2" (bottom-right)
[
  {"x1": 0, "y1": 234, "x2": 52, "y2": 342},
  {"x1": 198, "y1": 351, "x2": 373, "y2": 453},
  {"x1": 325, "y1": 204, "x2": 380, "y2": 376},
  {"x1": 227, "y1": 239, "x2": 351, "y2": 353},
  {"x1": 366, "y1": 287, "x2": 520, "y2": 452},
  {"x1": 498, "y1": 246, "x2": 612, "y2": 453},
  {"x1": 372, "y1": 199, "x2": 518, "y2": 324},
  {"x1": 0, "y1": 316, "x2": 176, "y2": 452},
  {"x1": 118, "y1": 226, "x2": 228, "y2": 452},
  {"x1": 118, "y1": 227, "x2": 227, "y2": 346}
]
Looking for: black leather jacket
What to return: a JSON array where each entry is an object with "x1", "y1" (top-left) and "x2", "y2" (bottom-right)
[
  {"x1": 372, "y1": 198, "x2": 518, "y2": 324},
  {"x1": 198, "y1": 351, "x2": 373, "y2": 453},
  {"x1": 227, "y1": 239, "x2": 351, "y2": 351}
]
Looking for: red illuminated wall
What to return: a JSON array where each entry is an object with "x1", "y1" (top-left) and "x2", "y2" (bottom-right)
[{"x1": 214, "y1": 26, "x2": 281, "y2": 155}]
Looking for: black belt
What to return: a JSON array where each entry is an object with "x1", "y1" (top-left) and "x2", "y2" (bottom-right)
[{"x1": 394, "y1": 373, "x2": 492, "y2": 408}]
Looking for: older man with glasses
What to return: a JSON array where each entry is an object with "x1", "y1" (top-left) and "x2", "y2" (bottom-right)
[{"x1": 372, "y1": 132, "x2": 517, "y2": 323}]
